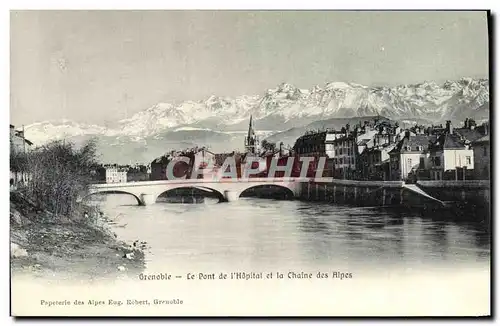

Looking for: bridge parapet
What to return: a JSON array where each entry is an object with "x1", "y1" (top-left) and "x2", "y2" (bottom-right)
[{"x1": 90, "y1": 177, "x2": 330, "y2": 188}]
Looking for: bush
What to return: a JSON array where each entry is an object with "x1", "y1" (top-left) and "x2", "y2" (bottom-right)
[
  {"x1": 10, "y1": 147, "x2": 28, "y2": 173},
  {"x1": 21, "y1": 139, "x2": 99, "y2": 217}
]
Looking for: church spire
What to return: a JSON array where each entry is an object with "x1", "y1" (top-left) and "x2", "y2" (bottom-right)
[
  {"x1": 248, "y1": 115, "x2": 255, "y2": 138},
  {"x1": 245, "y1": 115, "x2": 258, "y2": 154}
]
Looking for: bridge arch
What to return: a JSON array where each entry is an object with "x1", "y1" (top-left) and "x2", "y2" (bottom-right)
[
  {"x1": 156, "y1": 186, "x2": 225, "y2": 203},
  {"x1": 83, "y1": 190, "x2": 144, "y2": 206},
  {"x1": 239, "y1": 184, "x2": 295, "y2": 200}
]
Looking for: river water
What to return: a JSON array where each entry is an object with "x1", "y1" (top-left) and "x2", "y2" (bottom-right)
[
  {"x1": 10, "y1": 194, "x2": 490, "y2": 316},
  {"x1": 96, "y1": 194, "x2": 490, "y2": 275}
]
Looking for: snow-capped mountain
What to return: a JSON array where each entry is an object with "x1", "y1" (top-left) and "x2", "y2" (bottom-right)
[
  {"x1": 21, "y1": 119, "x2": 115, "y2": 145},
  {"x1": 115, "y1": 95, "x2": 262, "y2": 137},
  {"x1": 20, "y1": 77, "x2": 489, "y2": 163}
]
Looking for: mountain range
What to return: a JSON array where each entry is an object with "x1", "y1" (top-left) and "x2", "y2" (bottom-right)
[{"x1": 20, "y1": 77, "x2": 489, "y2": 164}]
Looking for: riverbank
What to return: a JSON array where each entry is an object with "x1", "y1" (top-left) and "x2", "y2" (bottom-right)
[{"x1": 10, "y1": 191, "x2": 146, "y2": 281}]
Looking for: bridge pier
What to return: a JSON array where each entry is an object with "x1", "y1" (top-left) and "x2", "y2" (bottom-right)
[
  {"x1": 223, "y1": 190, "x2": 239, "y2": 202},
  {"x1": 139, "y1": 193, "x2": 156, "y2": 206}
]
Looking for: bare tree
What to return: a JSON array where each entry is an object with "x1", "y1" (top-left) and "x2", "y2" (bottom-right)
[
  {"x1": 261, "y1": 139, "x2": 277, "y2": 152},
  {"x1": 22, "y1": 139, "x2": 99, "y2": 217}
]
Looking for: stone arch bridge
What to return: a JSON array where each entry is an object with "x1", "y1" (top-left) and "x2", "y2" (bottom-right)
[{"x1": 86, "y1": 178, "x2": 312, "y2": 206}]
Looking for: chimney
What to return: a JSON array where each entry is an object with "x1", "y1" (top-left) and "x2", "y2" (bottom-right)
[
  {"x1": 464, "y1": 118, "x2": 469, "y2": 128},
  {"x1": 446, "y1": 120, "x2": 453, "y2": 134}
]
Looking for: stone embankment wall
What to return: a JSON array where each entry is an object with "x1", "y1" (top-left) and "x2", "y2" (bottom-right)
[
  {"x1": 298, "y1": 180, "x2": 491, "y2": 210},
  {"x1": 298, "y1": 181, "x2": 404, "y2": 207}
]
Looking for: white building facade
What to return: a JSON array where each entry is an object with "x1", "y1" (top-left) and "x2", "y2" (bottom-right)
[{"x1": 104, "y1": 166, "x2": 127, "y2": 183}]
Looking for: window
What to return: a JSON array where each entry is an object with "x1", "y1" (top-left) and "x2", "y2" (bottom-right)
[
  {"x1": 406, "y1": 158, "x2": 413, "y2": 172},
  {"x1": 466, "y1": 156, "x2": 471, "y2": 165},
  {"x1": 340, "y1": 148, "x2": 343, "y2": 155},
  {"x1": 335, "y1": 149, "x2": 338, "y2": 156},
  {"x1": 419, "y1": 157, "x2": 425, "y2": 168}
]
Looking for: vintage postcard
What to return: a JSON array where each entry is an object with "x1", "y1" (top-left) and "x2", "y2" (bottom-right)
[{"x1": 9, "y1": 10, "x2": 491, "y2": 317}]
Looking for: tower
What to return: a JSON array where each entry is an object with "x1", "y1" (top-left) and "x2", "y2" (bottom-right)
[{"x1": 244, "y1": 115, "x2": 259, "y2": 154}]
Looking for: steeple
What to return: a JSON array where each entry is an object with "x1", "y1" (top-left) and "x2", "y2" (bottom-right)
[
  {"x1": 247, "y1": 115, "x2": 255, "y2": 139},
  {"x1": 245, "y1": 115, "x2": 259, "y2": 154}
]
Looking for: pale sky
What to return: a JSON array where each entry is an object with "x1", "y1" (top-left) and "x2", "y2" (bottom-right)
[{"x1": 10, "y1": 10, "x2": 489, "y2": 126}]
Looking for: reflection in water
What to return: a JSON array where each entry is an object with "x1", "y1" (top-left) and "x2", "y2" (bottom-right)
[
  {"x1": 240, "y1": 185, "x2": 294, "y2": 200},
  {"x1": 91, "y1": 194, "x2": 490, "y2": 273},
  {"x1": 298, "y1": 217, "x2": 332, "y2": 236},
  {"x1": 156, "y1": 187, "x2": 223, "y2": 204}
]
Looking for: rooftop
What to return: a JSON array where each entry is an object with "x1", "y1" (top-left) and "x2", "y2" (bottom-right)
[
  {"x1": 389, "y1": 134, "x2": 436, "y2": 154},
  {"x1": 429, "y1": 133, "x2": 468, "y2": 151},
  {"x1": 472, "y1": 134, "x2": 490, "y2": 144},
  {"x1": 454, "y1": 128, "x2": 485, "y2": 143}
]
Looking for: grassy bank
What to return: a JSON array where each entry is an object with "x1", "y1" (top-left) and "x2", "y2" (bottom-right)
[
  {"x1": 10, "y1": 191, "x2": 146, "y2": 281},
  {"x1": 10, "y1": 139, "x2": 146, "y2": 280}
]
